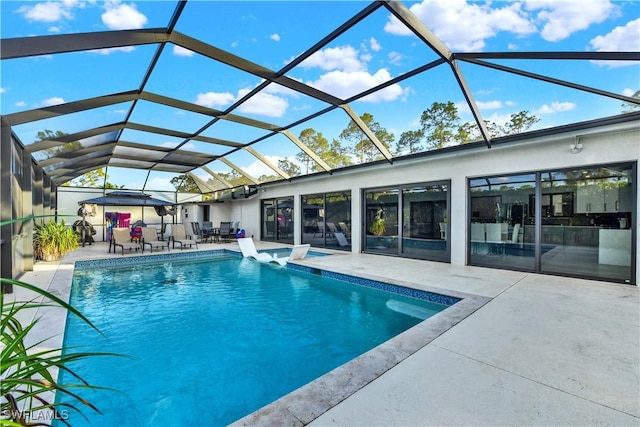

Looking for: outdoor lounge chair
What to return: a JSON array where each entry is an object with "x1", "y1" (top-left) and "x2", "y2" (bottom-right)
[
  {"x1": 141, "y1": 226, "x2": 169, "y2": 253},
  {"x1": 170, "y1": 223, "x2": 198, "y2": 250},
  {"x1": 237, "y1": 238, "x2": 310, "y2": 266},
  {"x1": 111, "y1": 227, "x2": 141, "y2": 255}
]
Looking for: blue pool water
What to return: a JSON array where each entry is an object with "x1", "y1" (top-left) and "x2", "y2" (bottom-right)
[{"x1": 56, "y1": 252, "x2": 451, "y2": 426}]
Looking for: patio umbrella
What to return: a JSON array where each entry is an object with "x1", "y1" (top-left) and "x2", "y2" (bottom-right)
[
  {"x1": 78, "y1": 192, "x2": 176, "y2": 241},
  {"x1": 78, "y1": 191, "x2": 175, "y2": 207}
]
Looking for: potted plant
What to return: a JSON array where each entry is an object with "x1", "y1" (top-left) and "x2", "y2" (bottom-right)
[
  {"x1": 33, "y1": 219, "x2": 79, "y2": 261},
  {"x1": 2, "y1": 216, "x2": 117, "y2": 425},
  {"x1": 369, "y1": 217, "x2": 386, "y2": 236}
]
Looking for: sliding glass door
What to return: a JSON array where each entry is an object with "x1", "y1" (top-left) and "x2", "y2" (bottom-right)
[
  {"x1": 540, "y1": 165, "x2": 634, "y2": 282},
  {"x1": 469, "y1": 174, "x2": 536, "y2": 270},
  {"x1": 364, "y1": 181, "x2": 450, "y2": 262},
  {"x1": 261, "y1": 197, "x2": 294, "y2": 243},
  {"x1": 301, "y1": 191, "x2": 351, "y2": 250},
  {"x1": 469, "y1": 163, "x2": 635, "y2": 283}
]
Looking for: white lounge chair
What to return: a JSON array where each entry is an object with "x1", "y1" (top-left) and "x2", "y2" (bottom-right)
[{"x1": 237, "y1": 238, "x2": 310, "y2": 266}]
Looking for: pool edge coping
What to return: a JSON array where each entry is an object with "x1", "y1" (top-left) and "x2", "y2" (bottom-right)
[{"x1": 230, "y1": 265, "x2": 491, "y2": 426}]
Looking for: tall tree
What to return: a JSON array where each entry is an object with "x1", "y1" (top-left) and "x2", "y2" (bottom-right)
[
  {"x1": 339, "y1": 113, "x2": 394, "y2": 163},
  {"x1": 325, "y1": 139, "x2": 353, "y2": 168},
  {"x1": 277, "y1": 159, "x2": 301, "y2": 177},
  {"x1": 500, "y1": 111, "x2": 540, "y2": 135},
  {"x1": 396, "y1": 129, "x2": 425, "y2": 155},
  {"x1": 420, "y1": 101, "x2": 461, "y2": 149},
  {"x1": 295, "y1": 128, "x2": 330, "y2": 174},
  {"x1": 170, "y1": 174, "x2": 200, "y2": 193},
  {"x1": 217, "y1": 169, "x2": 247, "y2": 187},
  {"x1": 419, "y1": 104, "x2": 540, "y2": 145}
]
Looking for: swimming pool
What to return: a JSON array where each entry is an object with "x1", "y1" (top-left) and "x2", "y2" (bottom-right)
[{"x1": 55, "y1": 250, "x2": 460, "y2": 426}]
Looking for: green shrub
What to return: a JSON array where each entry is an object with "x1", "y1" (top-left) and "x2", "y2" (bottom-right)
[{"x1": 33, "y1": 220, "x2": 78, "y2": 261}]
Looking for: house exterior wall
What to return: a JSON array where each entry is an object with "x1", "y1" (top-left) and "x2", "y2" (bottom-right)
[
  {"x1": 253, "y1": 121, "x2": 639, "y2": 282},
  {"x1": 6, "y1": 117, "x2": 638, "y2": 286}
]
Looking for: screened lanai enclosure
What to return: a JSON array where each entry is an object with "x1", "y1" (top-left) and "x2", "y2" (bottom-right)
[
  {"x1": 2, "y1": 0, "x2": 638, "y2": 192},
  {"x1": 1, "y1": 0, "x2": 639, "y2": 285}
]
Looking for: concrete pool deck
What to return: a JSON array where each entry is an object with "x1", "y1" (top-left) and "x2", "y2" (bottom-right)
[{"x1": 10, "y1": 240, "x2": 639, "y2": 426}]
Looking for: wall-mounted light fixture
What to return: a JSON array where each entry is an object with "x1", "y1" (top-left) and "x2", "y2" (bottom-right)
[{"x1": 569, "y1": 137, "x2": 583, "y2": 154}]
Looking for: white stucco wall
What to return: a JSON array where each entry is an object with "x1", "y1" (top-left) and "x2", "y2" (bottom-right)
[
  {"x1": 55, "y1": 120, "x2": 639, "y2": 282},
  {"x1": 249, "y1": 121, "x2": 639, "y2": 280}
]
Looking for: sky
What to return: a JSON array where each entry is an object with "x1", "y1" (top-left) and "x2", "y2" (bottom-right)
[{"x1": 1, "y1": 0, "x2": 639, "y2": 191}]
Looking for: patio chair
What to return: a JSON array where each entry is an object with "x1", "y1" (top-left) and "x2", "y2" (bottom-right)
[
  {"x1": 170, "y1": 223, "x2": 198, "y2": 250},
  {"x1": 141, "y1": 226, "x2": 169, "y2": 253},
  {"x1": 218, "y1": 221, "x2": 233, "y2": 243},
  {"x1": 191, "y1": 222, "x2": 212, "y2": 243},
  {"x1": 231, "y1": 221, "x2": 241, "y2": 239},
  {"x1": 111, "y1": 227, "x2": 141, "y2": 255},
  {"x1": 203, "y1": 221, "x2": 219, "y2": 242}
]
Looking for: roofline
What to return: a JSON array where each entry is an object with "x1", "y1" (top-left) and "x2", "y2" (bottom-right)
[{"x1": 259, "y1": 111, "x2": 640, "y2": 189}]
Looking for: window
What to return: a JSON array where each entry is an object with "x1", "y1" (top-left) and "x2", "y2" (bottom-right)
[
  {"x1": 469, "y1": 174, "x2": 536, "y2": 270},
  {"x1": 364, "y1": 182, "x2": 450, "y2": 262},
  {"x1": 301, "y1": 191, "x2": 351, "y2": 251},
  {"x1": 469, "y1": 163, "x2": 635, "y2": 283},
  {"x1": 261, "y1": 197, "x2": 294, "y2": 243}
]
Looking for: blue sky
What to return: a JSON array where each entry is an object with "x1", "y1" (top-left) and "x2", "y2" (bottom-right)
[{"x1": 1, "y1": 0, "x2": 639, "y2": 190}]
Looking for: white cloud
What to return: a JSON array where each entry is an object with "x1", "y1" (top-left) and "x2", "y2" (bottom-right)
[
  {"x1": 42, "y1": 96, "x2": 65, "y2": 106},
  {"x1": 384, "y1": 0, "x2": 536, "y2": 51},
  {"x1": 306, "y1": 68, "x2": 405, "y2": 102},
  {"x1": 455, "y1": 101, "x2": 471, "y2": 115},
  {"x1": 536, "y1": 101, "x2": 576, "y2": 114},
  {"x1": 236, "y1": 89, "x2": 288, "y2": 118},
  {"x1": 242, "y1": 155, "x2": 286, "y2": 178},
  {"x1": 0, "y1": 88, "x2": 5, "y2": 93},
  {"x1": 141, "y1": 176, "x2": 175, "y2": 192},
  {"x1": 369, "y1": 37, "x2": 381, "y2": 52},
  {"x1": 196, "y1": 87, "x2": 289, "y2": 118},
  {"x1": 102, "y1": 1, "x2": 148, "y2": 30},
  {"x1": 18, "y1": 1, "x2": 74, "y2": 23},
  {"x1": 589, "y1": 18, "x2": 640, "y2": 68},
  {"x1": 388, "y1": 51, "x2": 403, "y2": 65},
  {"x1": 92, "y1": 46, "x2": 135, "y2": 55},
  {"x1": 195, "y1": 92, "x2": 236, "y2": 108},
  {"x1": 173, "y1": 45, "x2": 194, "y2": 57},
  {"x1": 483, "y1": 112, "x2": 514, "y2": 127},
  {"x1": 270, "y1": 33, "x2": 280, "y2": 42},
  {"x1": 300, "y1": 45, "x2": 365, "y2": 72},
  {"x1": 15, "y1": 101, "x2": 26, "y2": 107},
  {"x1": 263, "y1": 82, "x2": 300, "y2": 98},
  {"x1": 622, "y1": 88, "x2": 636, "y2": 97},
  {"x1": 231, "y1": 40, "x2": 239, "y2": 48},
  {"x1": 476, "y1": 100, "x2": 503, "y2": 110},
  {"x1": 527, "y1": 0, "x2": 615, "y2": 42}
]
